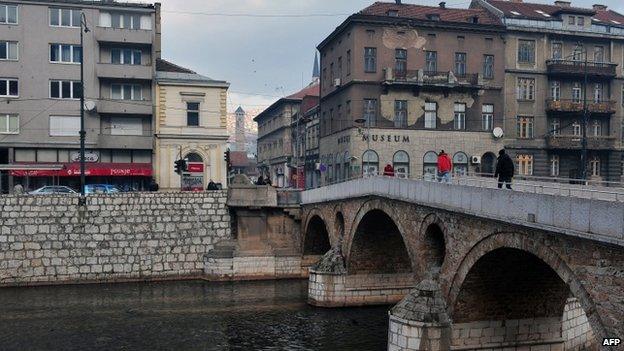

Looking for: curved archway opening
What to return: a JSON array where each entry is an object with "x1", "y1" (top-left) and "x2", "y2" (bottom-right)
[
  {"x1": 423, "y1": 223, "x2": 445, "y2": 276},
  {"x1": 334, "y1": 212, "x2": 345, "y2": 240},
  {"x1": 348, "y1": 210, "x2": 411, "y2": 274},
  {"x1": 303, "y1": 216, "x2": 331, "y2": 255},
  {"x1": 452, "y1": 248, "x2": 596, "y2": 349},
  {"x1": 481, "y1": 152, "x2": 496, "y2": 176}
]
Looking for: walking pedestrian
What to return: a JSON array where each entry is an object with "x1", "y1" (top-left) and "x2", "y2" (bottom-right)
[
  {"x1": 495, "y1": 149, "x2": 515, "y2": 190},
  {"x1": 206, "y1": 179, "x2": 218, "y2": 190},
  {"x1": 383, "y1": 164, "x2": 395, "y2": 177},
  {"x1": 437, "y1": 150, "x2": 452, "y2": 183}
]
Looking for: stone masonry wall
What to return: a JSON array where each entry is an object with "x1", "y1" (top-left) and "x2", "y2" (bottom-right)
[
  {"x1": 0, "y1": 191, "x2": 230, "y2": 286},
  {"x1": 562, "y1": 298, "x2": 597, "y2": 351}
]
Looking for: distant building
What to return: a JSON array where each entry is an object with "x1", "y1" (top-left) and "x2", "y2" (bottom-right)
[
  {"x1": 234, "y1": 106, "x2": 247, "y2": 152},
  {"x1": 154, "y1": 59, "x2": 230, "y2": 191},
  {"x1": 230, "y1": 150, "x2": 258, "y2": 181}
]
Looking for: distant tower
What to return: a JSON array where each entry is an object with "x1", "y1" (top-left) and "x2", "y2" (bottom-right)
[
  {"x1": 235, "y1": 106, "x2": 246, "y2": 152},
  {"x1": 312, "y1": 51, "x2": 320, "y2": 82}
]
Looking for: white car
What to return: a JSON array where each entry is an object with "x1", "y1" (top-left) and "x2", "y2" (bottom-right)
[{"x1": 29, "y1": 186, "x2": 77, "y2": 195}]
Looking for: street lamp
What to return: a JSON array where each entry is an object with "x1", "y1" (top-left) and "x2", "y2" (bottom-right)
[{"x1": 79, "y1": 13, "x2": 90, "y2": 203}]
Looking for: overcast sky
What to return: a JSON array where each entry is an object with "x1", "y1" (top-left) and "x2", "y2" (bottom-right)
[{"x1": 153, "y1": 0, "x2": 624, "y2": 114}]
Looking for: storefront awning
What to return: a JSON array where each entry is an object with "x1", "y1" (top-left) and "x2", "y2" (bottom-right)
[{"x1": 8, "y1": 163, "x2": 152, "y2": 177}]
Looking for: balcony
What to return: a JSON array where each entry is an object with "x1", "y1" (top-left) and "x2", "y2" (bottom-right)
[
  {"x1": 95, "y1": 26, "x2": 153, "y2": 45},
  {"x1": 546, "y1": 60, "x2": 617, "y2": 79},
  {"x1": 98, "y1": 134, "x2": 152, "y2": 150},
  {"x1": 546, "y1": 135, "x2": 616, "y2": 150},
  {"x1": 97, "y1": 63, "x2": 152, "y2": 81},
  {"x1": 97, "y1": 99, "x2": 152, "y2": 115},
  {"x1": 546, "y1": 99, "x2": 616, "y2": 115},
  {"x1": 383, "y1": 68, "x2": 483, "y2": 90}
]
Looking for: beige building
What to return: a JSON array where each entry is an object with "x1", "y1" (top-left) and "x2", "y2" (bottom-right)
[{"x1": 154, "y1": 59, "x2": 229, "y2": 190}]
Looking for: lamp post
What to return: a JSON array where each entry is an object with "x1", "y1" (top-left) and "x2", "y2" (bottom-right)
[{"x1": 79, "y1": 13, "x2": 90, "y2": 203}]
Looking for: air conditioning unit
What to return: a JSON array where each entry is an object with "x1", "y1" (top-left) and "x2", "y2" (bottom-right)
[
  {"x1": 471, "y1": 156, "x2": 482, "y2": 164},
  {"x1": 315, "y1": 163, "x2": 321, "y2": 171},
  {"x1": 334, "y1": 78, "x2": 341, "y2": 87}
]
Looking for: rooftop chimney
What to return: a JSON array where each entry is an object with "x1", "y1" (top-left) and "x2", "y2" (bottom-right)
[
  {"x1": 592, "y1": 4, "x2": 607, "y2": 11},
  {"x1": 395, "y1": 0, "x2": 402, "y2": 4},
  {"x1": 439, "y1": 2, "x2": 446, "y2": 8},
  {"x1": 510, "y1": 0, "x2": 523, "y2": 3},
  {"x1": 554, "y1": 1, "x2": 571, "y2": 7}
]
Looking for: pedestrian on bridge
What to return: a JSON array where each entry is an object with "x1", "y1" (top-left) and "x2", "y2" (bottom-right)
[
  {"x1": 495, "y1": 149, "x2": 515, "y2": 190},
  {"x1": 383, "y1": 164, "x2": 395, "y2": 177},
  {"x1": 437, "y1": 150, "x2": 452, "y2": 183}
]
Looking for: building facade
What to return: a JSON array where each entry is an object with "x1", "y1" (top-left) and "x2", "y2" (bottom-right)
[
  {"x1": 474, "y1": 0, "x2": 624, "y2": 182},
  {"x1": 0, "y1": 0, "x2": 161, "y2": 193},
  {"x1": 154, "y1": 59, "x2": 229, "y2": 191},
  {"x1": 317, "y1": 2, "x2": 506, "y2": 185}
]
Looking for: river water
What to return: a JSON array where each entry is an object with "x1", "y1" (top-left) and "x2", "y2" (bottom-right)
[{"x1": 0, "y1": 279, "x2": 390, "y2": 350}]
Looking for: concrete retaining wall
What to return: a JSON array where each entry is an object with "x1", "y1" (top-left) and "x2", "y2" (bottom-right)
[{"x1": 0, "y1": 191, "x2": 230, "y2": 286}]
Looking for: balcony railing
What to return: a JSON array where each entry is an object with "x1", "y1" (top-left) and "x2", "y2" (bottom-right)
[
  {"x1": 384, "y1": 68, "x2": 482, "y2": 88},
  {"x1": 546, "y1": 135, "x2": 616, "y2": 150},
  {"x1": 546, "y1": 59, "x2": 617, "y2": 78},
  {"x1": 546, "y1": 99, "x2": 616, "y2": 114}
]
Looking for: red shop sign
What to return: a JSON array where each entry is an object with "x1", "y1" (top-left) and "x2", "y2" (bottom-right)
[
  {"x1": 10, "y1": 163, "x2": 153, "y2": 177},
  {"x1": 187, "y1": 163, "x2": 204, "y2": 173}
]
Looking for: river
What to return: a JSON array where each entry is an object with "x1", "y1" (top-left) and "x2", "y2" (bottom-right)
[{"x1": 0, "y1": 279, "x2": 390, "y2": 350}]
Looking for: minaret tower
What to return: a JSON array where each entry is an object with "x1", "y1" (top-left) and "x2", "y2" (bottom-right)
[{"x1": 235, "y1": 106, "x2": 246, "y2": 152}]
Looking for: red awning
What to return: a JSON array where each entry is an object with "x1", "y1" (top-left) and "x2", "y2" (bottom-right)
[{"x1": 10, "y1": 163, "x2": 152, "y2": 177}]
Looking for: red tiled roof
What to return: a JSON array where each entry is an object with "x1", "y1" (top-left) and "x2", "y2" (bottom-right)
[
  {"x1": 486, "y1": 0, "x2": 624, "y2": 26},
  {"x1": 285, "y1": 82, "x2": 320, "y2": 100},
  {"x1": 360, "y1": 1, "x2": 502, "y2": 26}
]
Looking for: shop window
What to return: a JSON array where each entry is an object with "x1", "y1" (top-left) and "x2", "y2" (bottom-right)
[
  {"x1": 362, "y1": 150, "x2": 379, "y2": 177},
  {"x1": 453, "y1": 152, "x2": 468, "y2": 176},
  {"x1": 423, "y1": 151, "x2": 438, "y2": 181},
  {"x1": 393, "y1": 150, "x2": 410, "y2": 179}
]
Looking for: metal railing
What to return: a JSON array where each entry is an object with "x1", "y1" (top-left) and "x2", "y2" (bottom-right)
[{"x1": 545, "y1": 99, "x2": 616, "y2": 114}]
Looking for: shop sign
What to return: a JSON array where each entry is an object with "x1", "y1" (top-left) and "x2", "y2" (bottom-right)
[
  {"x1": 70, "y1": 151, "x2": 100, "y2": 163},
  {"x1": 187, "y1": 163, "x2": 204, "y2": 173}
]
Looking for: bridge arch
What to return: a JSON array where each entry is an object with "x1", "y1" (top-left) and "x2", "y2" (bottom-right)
[
  {"x1": 449, "y1": 232, "x2": 604, "y2": 346},
  {"x1": 417, "y1": 214, "x2": 447, "y2": 278},
  {"x1": 334, "y1": 211, "x2": 345, "y2": 242},
  {"x1": 302, "y1": 211, "x2": 331, "y2": 256},
  {"x1": 346, "y1": 200, "x2": 413, "y2": 274}
]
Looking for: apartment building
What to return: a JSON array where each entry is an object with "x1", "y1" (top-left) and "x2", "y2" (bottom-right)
[
  {"x1": 317, "y1": 1, "x2": 506, "y2": 184},
  {"x1": 474, "y1": 0, "x2": 624, "y2": 182},
  {"x1": 0, "y1": 0, "x2": 160, "y2": 193}
]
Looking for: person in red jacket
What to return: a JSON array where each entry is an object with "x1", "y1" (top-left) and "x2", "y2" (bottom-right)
[
  {"x1": 383, "y1": 164, "x2": 395, "y2": 177},
  {"x1": 437, "y1": 150, "x2": 453, "y2": 183}
]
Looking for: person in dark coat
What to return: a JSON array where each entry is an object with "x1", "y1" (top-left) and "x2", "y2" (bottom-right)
[
  {"x1": 148, "y1": 179, "x2": 159, "y2": 192},
  {"x1": 206, "y1": 180, "x2": 218, "y2": 191},
  {"x1": 256, "y1": 176, "x2": 266, "y2": 185},
  {"x1": 495, "y1": 149, "x2": 515, "y2": 189}
]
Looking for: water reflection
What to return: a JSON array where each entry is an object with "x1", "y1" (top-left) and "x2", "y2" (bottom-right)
[{"x1": 0, "y1": 280, "x2": 389, "y2": 350}]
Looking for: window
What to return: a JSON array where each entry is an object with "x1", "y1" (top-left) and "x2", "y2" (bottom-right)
[
  {"x1": 568, "y1": 16, "x2": 575, "y2": 25},
  {"x1": 573, "y1": 46, "x2": 583, "y2": 61},
  {"x1": 364, "y1": 47, "x2": 376, "y2": 73},
  {"x1": 338, "y1": 56, "x2": 342, "y2": 78},
  {"x1": 455, "y1": 52, "x2": 467, "y2": 76},
  {"x1": 552, "y1": 42, "x2": 563, "y2": 60},
  {"x1": 423, "y1": 151, "x2": 438, "y2": 180},
  {"x1": 590, "y1": 156, "x2": 600, "y2": 177},
  {"x1": 516, "y1": 154, "x2": 533, "y2": 176},
  {"x1": 329, "y1": 62, "x2": 334, "y2": 82},
  {"x1": 0, "y1": 78, "x2": 18, "y2": 97},
  {"x1": 395, "y1": 49, "x2": 407, "y2": 78},
  {"x1": 111, "y1": 48, "x2": 141, "y2": 65},
  {"x1": 50, "y1": 80, "x2": 82, "y2": 99},
  {"x1": 572, "y1": 82, "x2": 582, "y2": 103},
  {"x1": 550, "y1": 118, "x2": 560, "y2": 136},
  {"x1": 0, "y1": 4, "x2": 18, "y2": 24},
  {"x1": 550, "y1": 155, "x2": 560, "y2": 176},
  {"x1": 49, "y1": 8, "x2": 81, "y2": 27},
  {"x1": 572, "y1": 122, "x2": 581, "y2": 136},
  {"x1": 346, "y1": 50, "x2": 351, "y2": 75},
  {"x1": 516, "y1": 116, "x2": 534, "y2": 138},
  {"x1": 517, "y1": 40, "x2": 535, "y2": 64},
  {"x1": 454, "y1": 103, "x2": 466, "y2": 130},
  {"x1": 362, "y1": 150, "x2": 379, "y2": 177},
  {"x1": 111, "y1": 84, "x2": 142, "y2": 100},
  {"x1": 387, "y1": 10, "x2": 398, "y2": 17},
  {"x1": 594, "y1": 83, "x2": 603, "y2": 103},
  {"x1": 0, "y1": 41, "x2": 17, "y2": 61},
  {"x1": 49, "y1": 116, "x2": 80, "y2": 136},
  {"x1": 110, "y1": 117, "x2": 143, "y2": 136},
  {"x1": 483, "y1": 55, "x2": 494, "y2": 79},
  {"x1": 453, "y1": 152, "x2": 469, "y2": 176},
  {"x1": 594, "y1": 46, "x2": 604, "y2": 62},
  {"x1": 363, "y1": 99, "x2": 377, "y2": 127},
  {"x1": 50, "y1": 44, "x2": 81, "y2": 63},
  {"x1": 425, "y1": 102, "x2": 437, "y2": 129},
  {"x1": 517, "y1": 78, "x2": 535, "y2": 100},
  {"x1": 577, "y1": 16, "x2": 585, "y2": 26},
  {"x1": 425, "y1": 51, "x2": 437, "y2": 73},
  {"x1": 482, "y1": 104, "x2": 493, "y2": 131},
  {"x1": 591, "y1": 120, "x2": 602, "y2": 136},
  {"x1": 393, "y1": 151, "x2": 410, "y2": 179},
  {"x1": 427, "y1": 14, "x2": 440, "y2": 21},
  {"x1": 0, "y1": 114, "x2": 18, "y2": 134},
  {"x1": 550, "y1": 81, "x2": 561, "y2": 101},
  {"x1": 394, "y1": 100, "x2": 407, "y2": 128}
]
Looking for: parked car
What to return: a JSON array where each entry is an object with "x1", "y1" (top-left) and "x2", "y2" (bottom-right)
[
  {"x1": 29, "y1": 186, "x2": 77, "y2": 195},
  {"x1": 84, "y1": 184, "x2": 122, "y2": 194}
]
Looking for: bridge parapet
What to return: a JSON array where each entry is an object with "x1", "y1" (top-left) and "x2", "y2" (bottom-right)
[{"x1": 302, "y1": 177, "x2": 624, "y2": 247}]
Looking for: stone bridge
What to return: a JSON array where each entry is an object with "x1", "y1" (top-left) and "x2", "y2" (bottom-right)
[{"x1": 300, "y1": 177, "x2": 624, "y2": 351}]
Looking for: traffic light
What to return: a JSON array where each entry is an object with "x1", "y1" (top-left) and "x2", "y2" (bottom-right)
[
  {"x1": 174, "y1": 159, "x2": 187, "y2": 175},
  {"x1": 224, "y1": 149, "x2": 231, "y2": 169}
]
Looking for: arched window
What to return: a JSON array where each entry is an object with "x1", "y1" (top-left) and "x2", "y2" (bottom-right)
[
  {"x1": 362, "y1": 150, "x2": 379, "y2": 177},
  {"x1": 343, "y1": 151, "x2": 350, "y2": 180},
  {"x1": 327, "y1": 154, "x2": 334, "y2": 183},
  {"x1": 335, "y1": 153, "x2": 343, "y2": 182},
  {"x1": 423, "y1": 151, "x2": 438, "y2": 181},
  {"x1": 393, "y1": 150, "x2": 410, "y2": 179},
  {"x1": 453, "y1": 152, "x2": 469, "y2": 176},
  {"x1": 185, "y1": 153, "x2": 203, "y2": 163}
]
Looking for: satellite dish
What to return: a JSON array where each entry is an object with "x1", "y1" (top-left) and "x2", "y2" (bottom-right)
[
  {"x1": 84, "y1": 100, "x2": 97, "y2": 112},
  {"x1": 493, "y1": 127, "x2": 504, "y2": 138}
]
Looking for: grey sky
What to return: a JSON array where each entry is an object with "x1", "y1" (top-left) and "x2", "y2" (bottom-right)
[{"x1": 154, "y1": 0, "x2": 624, "y2": 113}]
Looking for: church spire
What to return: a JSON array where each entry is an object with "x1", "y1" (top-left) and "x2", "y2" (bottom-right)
[{"x1": 312, "y1": 51, "x2": 320, "y2": 79}]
